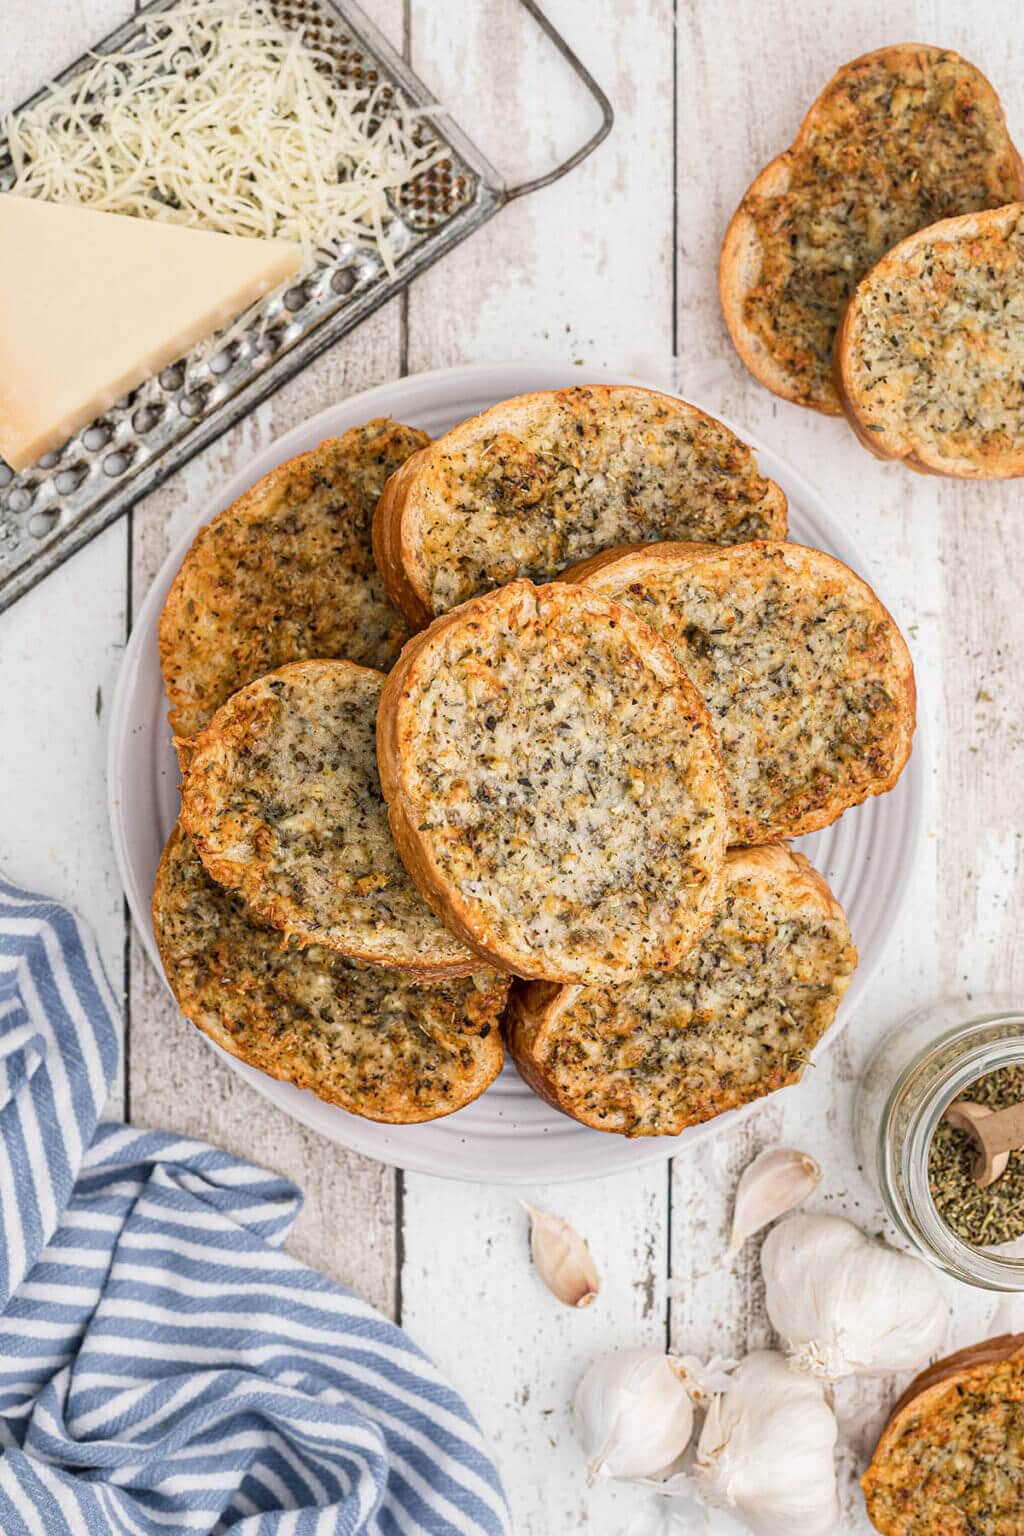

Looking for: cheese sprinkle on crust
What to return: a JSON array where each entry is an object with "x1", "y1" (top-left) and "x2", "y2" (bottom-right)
[
  {"x1": 153, "y1": 829, "x2": 507, "y2": 1123},
  {"x1": 837, "y1": 204, "x2": 1024, "y2": 478},
  {"x1": 863, "y1": 1335, "x2": 1024, "y2": 1535},
  {"x1": 159, "y1": 419, "x2": 428, "y2": 744},
  {"x1": 377, "y1": 580, "x2": 729, "y2": 984},
  {"x1": 373, "y1": 386, "x2": 787, "y2": 626},
  {"x1": 507, "y1": 846, "x2": 857, "y2": 1137},
  {"x1": 570, "y1": 540, "x2": 915, "y2": 843},
  {"x1": 720, "y1": 45, "x2": 1024, "y2": 413},
  {"x1": 180, "y1": 660, "x2": 476, "y2": 975}
]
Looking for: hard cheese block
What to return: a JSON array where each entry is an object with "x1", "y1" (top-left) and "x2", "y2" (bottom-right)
[{"x1": 0, "y1": 195, "x2": 302, "y2": 471}]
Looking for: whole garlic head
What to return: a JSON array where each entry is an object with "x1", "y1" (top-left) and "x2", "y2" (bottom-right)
[
  {"x1": 574, "y1": 1349, "x2": 694, "y2": 1483},
  {"x1": 696, "y1": 1350, "x2": 838, "y2": 1536},
  {"x1": 761, "y1": 1212, "x2": 948, "y2": 1380}
]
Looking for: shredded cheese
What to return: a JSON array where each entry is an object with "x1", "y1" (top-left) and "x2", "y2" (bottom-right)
[{"x1": 4, "y1": 0, "x2": 446, "y2": 274}]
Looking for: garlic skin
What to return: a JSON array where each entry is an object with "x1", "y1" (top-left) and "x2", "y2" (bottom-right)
[
  {"x1": 696, "y1": 1350, "x2": 838, "y2": 1536},
  {"x1": 574, "y1": 1349, "x2": 695, "y2": 1483},
  {"x1": 524, "y1": 1205, "x2": 599, "y2": 1308},
  {"x1": 728, "y1": 1146, "x2": 822, "y2": 1253},
  {"x1": 761, "y1": 1212, "x2": 948, "y2": 1380}
]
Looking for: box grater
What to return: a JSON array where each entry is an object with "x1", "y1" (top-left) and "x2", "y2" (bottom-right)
[{"x1": 0, "y1": 0, "x2": 611, "y2": 613}]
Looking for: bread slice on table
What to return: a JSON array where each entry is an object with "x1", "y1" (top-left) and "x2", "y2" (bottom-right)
[
  {"x1": 568, "y1": 540, "x2": 915, "y2": 844},
  {"x1": 506, "y1": 844, "x2": 856, "y2": 1137},
  {"x1": 372, "y1": 385, "x2": 787, "y2": 627},
  {"x1": 376, "y1": 579, "x2": 729, "y2": 985},
  {"x1": 152, "y1": 827, "x2": 507, "y2": 1124},
  {"x1": 862, "y1": 1334, "x2": 1024, "y2": 1535},
  {"x1": 719, "y1": 45, "x2": 1024, "y2": 414},
  {"x1": 179, "y1": 659, "x2": 477, "y2": 976},
  {"x1": 159, "y1": 418, "x2": 428, "y2": 747},
  {"x1": 836, "y1": 203, "x2": 1024, "y2": 478}
]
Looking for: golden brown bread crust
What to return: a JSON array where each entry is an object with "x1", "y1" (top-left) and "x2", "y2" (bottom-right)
[
  {"x1": 158, "y1": 419, "x2": 428, "y2": 745},
  {"x1": 567, "y1": 539, "x2": 916, "y2": 843},
  {"x1": 376, "y1": 578, "x2": 729, "y2": 984},
  {"x1": 372, "y1": 385, "x2": 787, "y2": 627},
  {"x1": 835, "y1": 203, "x2": 1024, "y2": 478},
  {"x1": 506, "y1": 845, "x2": 856, "y2": 1136},
  {"x1": 179, "y1": 659, "x2": 477, "y2": 976},
  {"x1": 152, "y1": 827, "x2": 507, "y2": 1124},
  {"x1": 720, "y1": 45, "x2": 1024, "y2": 414},
  {"x1": 862, "y1": 1334, "x2": 1024, "y2": 1534}
]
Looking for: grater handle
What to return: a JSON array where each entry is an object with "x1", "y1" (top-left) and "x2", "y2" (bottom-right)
[{"x1": 503, "y1": 0, "x2": 614, "y2": 202}]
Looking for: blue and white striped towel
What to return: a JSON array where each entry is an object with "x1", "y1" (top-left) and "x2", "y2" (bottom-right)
[{"x1": 0, "y1": 875, "x2": 509, "y2": 1535}]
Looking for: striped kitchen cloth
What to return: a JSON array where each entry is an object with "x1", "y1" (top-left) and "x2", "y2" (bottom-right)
[{"x1": 0, "y1": 874, "x2": 509, "y2": 1536}]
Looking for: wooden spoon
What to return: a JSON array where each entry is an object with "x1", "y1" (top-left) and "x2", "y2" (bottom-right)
[{"x1": 943, "y1": 1099, "x2": 1024, "y2": 1188}]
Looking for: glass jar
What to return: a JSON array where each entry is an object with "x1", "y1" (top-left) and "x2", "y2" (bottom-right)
[{"x1": 855, "y1": 997, "x2": 1024, "y2": 1291}]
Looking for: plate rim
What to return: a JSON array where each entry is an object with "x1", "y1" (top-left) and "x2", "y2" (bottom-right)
[{"x1": 107, "y1": 358, "x2": 924, "y2": 1183}]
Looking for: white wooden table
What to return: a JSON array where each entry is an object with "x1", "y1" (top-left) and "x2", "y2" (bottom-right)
[{"x1": 3, "y1": 3, "x2": 1024, "y2": 1531}]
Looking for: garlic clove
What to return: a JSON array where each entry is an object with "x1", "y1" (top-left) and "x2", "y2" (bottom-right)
[
  {"x1": 574, "y1": 1348, "x2": 694, "y2": 1483},
  {"x1": 524, "y1": 1204, "x2": 599, "y2": 1308},
  {"x1": 728, "y1": 1146, "x2": 822, "y2": 1254}
]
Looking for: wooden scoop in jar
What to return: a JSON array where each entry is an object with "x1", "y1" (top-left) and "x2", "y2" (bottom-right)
[{"x1": 943, "y1": 1099, "x2": 1024, "y2": 1187}]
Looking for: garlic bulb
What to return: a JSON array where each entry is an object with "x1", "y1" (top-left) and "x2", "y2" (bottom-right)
[
  {"x1": 524, "y1": 1205, "x2": 599, "y2": 1308},
  {"x1": 574, "y1": 1349, "x2": 694, "y2": 1483},
  {"x1": 728, "y1": 1146, "x2": 822, "y2": 1253},
  {"x1": 696, "y1": 1351, "x2": 838, "y2": 1536},
  {"x1": 761, "y1": 1212, "x2": 948, "y2": 1380}
]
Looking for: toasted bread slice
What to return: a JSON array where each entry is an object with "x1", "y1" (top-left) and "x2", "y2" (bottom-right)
[
  {"x1": 506, "y1": 845, "x2": 856, "y2": 1136},
  {"x1": 720, "y1": 46, "x2": 1024, "y2": 414},
  {"x1": 836, "y1": 204, "x2": 1024, "y2": 477},
  {"x1": 377, "y1": 579, "x2": 729, "y2": 984},
  {"x1": 179, "y1": 659, "x2": 477, "y2": 976},
  {"x1": 159, "y1": 419, "x2": 428, "y2": 744},
  {"x1": 372, "y1": 386, "x2": 787, "y2": 626},
  {"x1": 568, "y1": 540, "x2": 915, "y2": 843},
  {"x1": 152, "y1": 827, "x2": 507, "y2": 1124},
  {"x1": 863, "y1": 1334, "x2": 1024, "y2": 1535}
]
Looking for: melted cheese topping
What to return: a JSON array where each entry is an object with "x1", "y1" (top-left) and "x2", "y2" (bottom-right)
[
  {"x1": 738, "y1": 48, "x2": 1021, "y2": 410},
  {"x1": 524, "y1": 856, "x2": 855, "y2": 1136},
  {"x1": 410, "y1": 389, "x2": 785, "y2": 615},
  {"x1": 863, "y1": 1355, "x2": 1024, "y2": 1535},
  {"x1": 394, "y1": 582, "x2": 728, "y2": 981},
  {"x1": 844, "y1": 210, "x2": 1024, "y2": 470},
  {"x1": 582, "y1": 543, "x2": 909, "y2": 843},
  {"x1": 154, "y1": 830, "x2": 506, "y2": 1123},
  {"x1": 181, "y1": 661, "x2": 473, "y2": 971}
]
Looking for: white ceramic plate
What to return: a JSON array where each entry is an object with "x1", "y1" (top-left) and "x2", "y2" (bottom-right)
[{"x1": 108, "y1": 361, "x2": 923, "y2": 1183}]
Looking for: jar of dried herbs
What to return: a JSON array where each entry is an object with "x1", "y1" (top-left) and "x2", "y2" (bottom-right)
[{"x1": 855, "y1": 999, "x2": 1024, "y2": 1291}]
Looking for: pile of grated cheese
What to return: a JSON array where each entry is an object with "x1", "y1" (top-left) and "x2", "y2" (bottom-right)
[{"x1": 5, "y1": 0, "x2": 446, "y2": 274}]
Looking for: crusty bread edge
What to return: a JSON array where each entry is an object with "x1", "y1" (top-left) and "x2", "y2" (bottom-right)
[
  {"x1": 371, "y1": 385, "x2": 788, "y2": 627},
  {"x1": 861, "y1": 1333, "x2": 1024, "y2": 1526},
  {"x1": 152, "y1": 826, "x2": 507, "y2": 1124},
  {"x1": 565, "y1": 538, "x2": 917, "y2": 842},
  {"x1": 377, "y1": 577, "x2": 730, "y2": 983},
  {"x1": 720, "y1": 44, "x2": 1024, "y2": 416},
  {"x1": 179, "y1": 657, "x2": 480, "y2": 979},
  {"x1": 835, "y1": 202, "x2": 1024, "y2": 479},
  {"x1": 506, "y1": 843, "x2": 856, "y2": 1133}
]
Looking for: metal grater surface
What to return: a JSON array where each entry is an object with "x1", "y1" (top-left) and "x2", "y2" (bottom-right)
[{"x1": 0, "y1": 0, "x2": 505, "y2": 612}]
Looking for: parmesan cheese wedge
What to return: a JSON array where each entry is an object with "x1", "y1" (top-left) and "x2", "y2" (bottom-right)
[{"x1": 0, "y1": 195, "x2": 301, "y2": 471}]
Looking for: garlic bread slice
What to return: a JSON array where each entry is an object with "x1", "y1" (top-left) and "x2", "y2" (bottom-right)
[
  {"x1": 570, "y1": 540, "x2": 915, "y2": 843},
  {"x1": 507, "y1": 845, "x2": 856, "y2": 1137},
  {"x1": 863, "y1": 1334, "x2": 1024, "y2": 1535},
  {"x1": 159, "y1": 419, "x2": 428, "y2": 745},
  {"x1": 180, "y1": 659, "x2": 476, "y2": 976},
  {"x1": 377, "y1": 579, "x2": 729, "y2": 984},
  {"x1": 153, "y1": 828, "x2": 507, "y2": 1124},
  {"x1": 836, "y1": 203, "x2": 1024, "y2": 477},
  {"x1": 372, "y1": 385, "x2": 786, "y2": 626},
  {"x1": 720, "y1": 45, "x2": 1024, "y2": 413}
]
